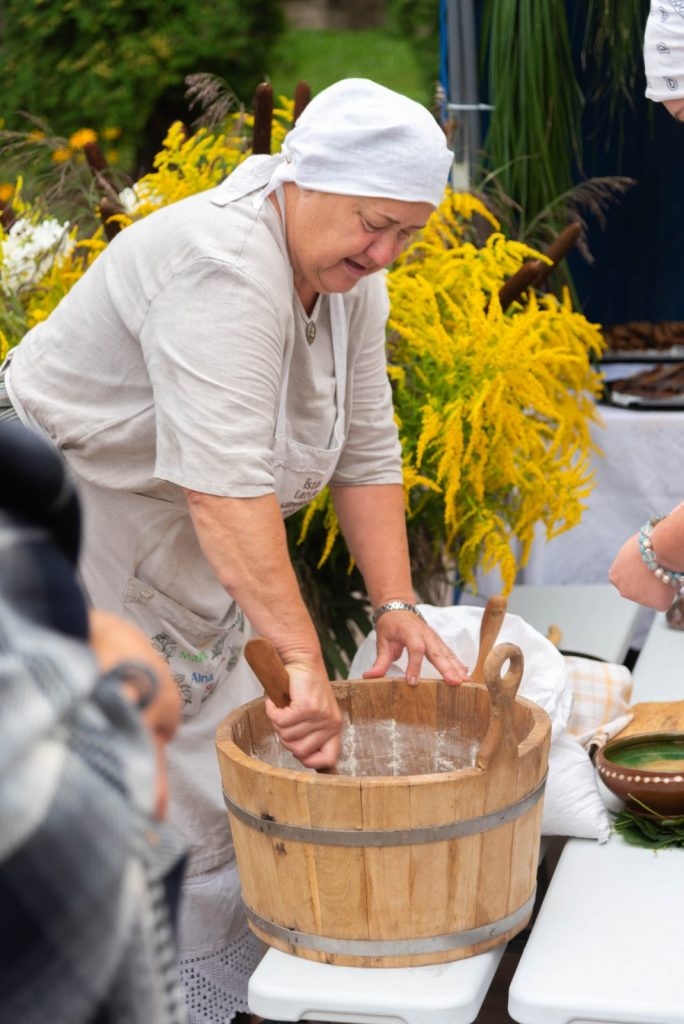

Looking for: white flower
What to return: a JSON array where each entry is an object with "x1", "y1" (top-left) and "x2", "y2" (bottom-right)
[
  {"x1": 117, "y1": 186, "x2": 140, "y2": 213},
  {"x1": 0, "y1": 216, "x2": 73, "y2": 293},
  {"x1": 117, "y1": 181, "x2": 157, "y2": 213}
]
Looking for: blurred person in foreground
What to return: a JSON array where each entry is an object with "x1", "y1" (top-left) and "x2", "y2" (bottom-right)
[{"x1": 0, "y1": 417, "x2": 186, "y2": 1024}]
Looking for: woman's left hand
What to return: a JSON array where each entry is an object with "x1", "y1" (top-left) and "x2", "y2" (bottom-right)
[{"x1": 362, "y1": 610, "x2": 470, "y2": 686}]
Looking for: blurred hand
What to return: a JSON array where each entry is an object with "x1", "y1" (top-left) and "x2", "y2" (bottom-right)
[
  {"x1": 608, "y1": 533, "x2": 677, "y2": 612},
  {"x1": 89, "y1": 609, "x2": 182, "y2": 819}
]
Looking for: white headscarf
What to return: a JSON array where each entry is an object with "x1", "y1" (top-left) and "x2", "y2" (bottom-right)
[{"x1": 254, "y1": 78, "x2": 453, "y2": 209}]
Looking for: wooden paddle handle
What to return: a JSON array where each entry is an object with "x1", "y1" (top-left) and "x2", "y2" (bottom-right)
[
  {"x1": 476, "y1": 641, "x2": 523, "y2": 771},
  {"x1": 244, "y1": 637, "x2": 291, "y2": 708},
  {"x1": 471, "y1": 595, "x2": 508, "y2": 684}
]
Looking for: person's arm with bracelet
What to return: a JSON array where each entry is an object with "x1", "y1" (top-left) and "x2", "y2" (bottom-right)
[
  {"x1": 609, "y1": 502, "x2": 684, "y2": 610},
  {"x1": 184, "y1": 488, "x2": 343, "y2": 770},
  {"x1": 331, "y1": 481, "x2": 470, "y2": 685}
]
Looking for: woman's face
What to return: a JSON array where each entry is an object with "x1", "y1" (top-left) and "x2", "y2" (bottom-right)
[{"x1": 283, "y1": 186, "x2": 434, "y2": 307}]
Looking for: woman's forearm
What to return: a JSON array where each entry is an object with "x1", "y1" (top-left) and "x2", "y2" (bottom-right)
[
  {"x1": 185, "y1": 488, "x2": 341, "y2": 768},
  {"x1": 184, "y1": 489, "x2": 323, "y2": 665},
  {"x1": 330, "y1": 483, "x2": 415, "y2": 607},
  {"x1": 332, "y1": 482, "x2": 469, "y2": 684}
]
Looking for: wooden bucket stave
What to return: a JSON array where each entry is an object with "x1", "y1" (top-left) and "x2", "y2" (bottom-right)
[{"x1": 216, "y1": 643, "x2": 551, "y2": 967}]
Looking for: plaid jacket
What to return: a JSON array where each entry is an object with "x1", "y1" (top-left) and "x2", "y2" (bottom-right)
[{"x1": 0, "y1": 419, "x2": 187, "y2": 1024}]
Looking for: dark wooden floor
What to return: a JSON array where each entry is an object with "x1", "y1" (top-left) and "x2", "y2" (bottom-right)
[
  {"x1": 473, "y1": 943, "x2": 522, "y2": 1024},
  {"x1": 473, "y1": 836, "x2": 566, "y2": 1024}
]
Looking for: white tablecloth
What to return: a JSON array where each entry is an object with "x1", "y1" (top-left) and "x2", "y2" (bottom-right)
[
  {"x1": 523, "y1": 403, "x2": 684, "y2": 585},
  {"x1": 477, "y1": 403, "x2": 684, "y2": 646}
]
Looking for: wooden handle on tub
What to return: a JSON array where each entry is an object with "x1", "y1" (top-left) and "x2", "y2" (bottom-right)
[
  {"x1": 471, "y1": 595, "x2": 508, "y2": 684},
  {"x1": 244, "y1": 637, "x2": 291, "y2": 708},
  {"x1": 476, "y1": 641, "x2": 523, "y2": 771}
]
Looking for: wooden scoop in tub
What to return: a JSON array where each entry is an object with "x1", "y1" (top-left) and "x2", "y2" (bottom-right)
[{"x1": 470, "y1": 595, "x2": 508, "y2": 684}]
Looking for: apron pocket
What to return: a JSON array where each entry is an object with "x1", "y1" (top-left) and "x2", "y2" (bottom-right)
[{"x1": 124, "y1": 576, "x2": 245, "y2": 716}]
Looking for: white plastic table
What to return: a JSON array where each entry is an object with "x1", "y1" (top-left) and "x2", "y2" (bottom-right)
[
  {"x1": 508, "y1": 835, "x2": 684, "y2": 1024},
  {"x1": 248, "y1": 944, "x2": 506, "y2": 1024},
  {"x1": 521, "y1": 406, "x2": 684, "y2": 593},
  {"x1": 509, "y1": 607, "x2": 684, "y2": 1024},
  {"x1": 630, "y1": 610, "x2": 684, "y2": 701}
]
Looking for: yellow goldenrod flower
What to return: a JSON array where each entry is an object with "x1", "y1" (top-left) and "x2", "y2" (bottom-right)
[
  {"x1": 0, "y1": 183, "x2": 14, "y2": 203},
  {"x1": 68, "y1": 128, "x2": 98, "y2": 150},
  {"x1": 298, "y1": 187, "x2": 605, "y2": 595},
  {"x1": 52, "y1": 147, "x2": 72, "y2": 164}
]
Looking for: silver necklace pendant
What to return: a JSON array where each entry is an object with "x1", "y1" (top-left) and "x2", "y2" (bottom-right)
[{"x1": 305, "y1": 321, "x2": 317, "y2": 345}]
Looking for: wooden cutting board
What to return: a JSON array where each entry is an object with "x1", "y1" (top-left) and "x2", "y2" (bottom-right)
[{"x1": 618, "y1": 701, "x2": 684, "y2": 737}]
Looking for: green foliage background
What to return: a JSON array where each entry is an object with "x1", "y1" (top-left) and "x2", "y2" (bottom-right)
[
  {"x1": 384, "y1": 0, "x2": 440, "y2": 95},
  {"x1": 0, "y1": 0, "x2": 284, "y2": 172},
  {"x1": 269, "y1": 28, "x2": 430, "y2": 107}
]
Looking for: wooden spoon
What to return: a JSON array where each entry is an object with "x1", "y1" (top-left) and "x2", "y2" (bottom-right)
[
  {"x1": 470, "y1": 595, "x2": 508, "y2": 684},
  {"x1": 243, "y1": 636, "x2": 291, "y2": 708}
]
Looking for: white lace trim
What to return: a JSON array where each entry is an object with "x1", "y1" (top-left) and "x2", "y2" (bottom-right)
[{"x1": 180, "y1": 927, "x2": 264, "y2": 1024}]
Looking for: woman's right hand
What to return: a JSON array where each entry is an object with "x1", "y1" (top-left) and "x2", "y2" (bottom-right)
[{"x1": 264, "y1": 659, "x2": 342, "y2": 771}]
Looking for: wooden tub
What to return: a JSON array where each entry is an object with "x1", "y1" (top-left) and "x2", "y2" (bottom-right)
[{"x1": 216, "y1": 643, "x2": 551, "y2": 967}]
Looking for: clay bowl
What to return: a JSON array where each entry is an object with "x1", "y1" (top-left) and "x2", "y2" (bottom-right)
[{"x1": 596, "y1": 732, "x2": 684, "y2": 817}]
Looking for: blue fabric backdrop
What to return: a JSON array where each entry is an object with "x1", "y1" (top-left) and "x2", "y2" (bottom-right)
[
  {"x1": 569, "y1": 93, "x2": 684, "y2": 327},
  {"x1": 441, "y1": 1, "x2": 684, "y2": 326}
]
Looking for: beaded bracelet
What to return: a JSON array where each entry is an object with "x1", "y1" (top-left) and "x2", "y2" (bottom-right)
[
  {"x1": 372, "y1": 600, "x2": 425, "y2": 626},
  {"x1": 638, "y1": 516, "x2": 684, "y2": 592}
]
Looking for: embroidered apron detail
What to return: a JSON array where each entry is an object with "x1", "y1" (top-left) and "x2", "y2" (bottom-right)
[
  {"x1": 124, "y1": 576, "x2": 245, "y2": 716},
  {"x1": 272, "y1": 292, "x2": 349, "y2": 517}
]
